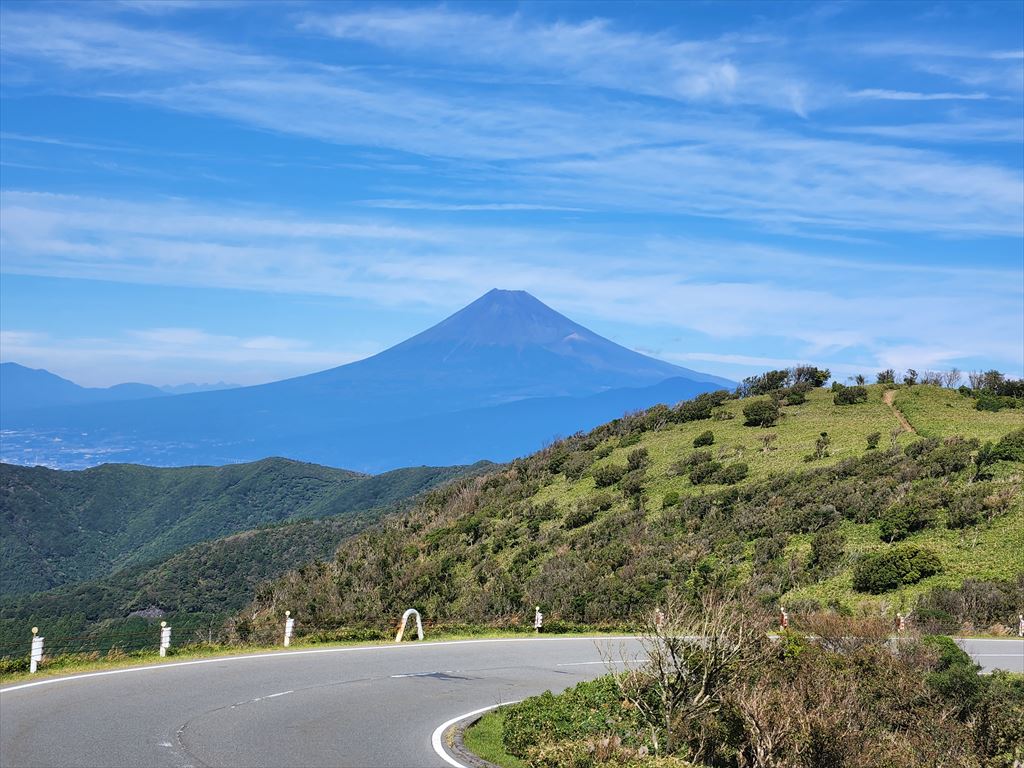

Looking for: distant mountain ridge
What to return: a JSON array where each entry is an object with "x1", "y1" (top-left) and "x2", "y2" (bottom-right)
[
  {"x1": 0, "y1": 290, "x2": 731, "y2": 470},
  {"x1": 0, "y1": 363, "x2": 239, "y2": 412},
  {"x1": 0, "y1": 362, "x2": 167, "y2": 412}
]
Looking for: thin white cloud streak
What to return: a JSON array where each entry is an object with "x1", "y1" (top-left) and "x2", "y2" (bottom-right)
[
  {"x1": 848, "y1": 88, "x2": 990, "y2": 101},
  {"x1": 1, "y1": 191, "x2": 1020, "y2": 377}
]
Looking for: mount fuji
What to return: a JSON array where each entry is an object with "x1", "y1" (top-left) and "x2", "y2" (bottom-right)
[{"x1": 1, "y1": 290, "x2": 731, "y2": 471}]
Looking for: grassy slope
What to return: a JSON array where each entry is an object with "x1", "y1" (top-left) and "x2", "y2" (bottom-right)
[
  {"x1": 531, "y1": 385, "x2": 1022, "y2": 613},
  {"x1": 243, "y1": 384, "x2": 1022, "y2": 634}
]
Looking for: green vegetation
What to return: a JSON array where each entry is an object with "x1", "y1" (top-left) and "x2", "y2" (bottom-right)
[
  {"x1": 0, "y1": 461, "x2": 489, "y2": 656},
  {"x1": 464, "y1": 709, "x2": 527, "y2": 768},
  {"x1": 1, "y1": 458, "x2": 487, "y2": 596},
  {"x1": 234, "y1": 381, "x2": 1022, "y2": 641},
  {"x1": 486, "y1": 600, "x2": 1024, "y2": 768}
]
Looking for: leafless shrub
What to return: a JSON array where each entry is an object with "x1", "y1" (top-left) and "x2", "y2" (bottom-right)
[{"x1": 607, "y1": 591, "x2": 764, "y2": 758}]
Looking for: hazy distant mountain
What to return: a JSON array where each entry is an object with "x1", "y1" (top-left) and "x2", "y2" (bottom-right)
[
  {"x1": 159, "y1": 382, "x2": 240, "y2": 395},
  {"x1": 1, "y1": 290, "x2": 731, "y2": 470},
  {"x1": 0, "y1": 362, "x2": 167, "y2": 413}
]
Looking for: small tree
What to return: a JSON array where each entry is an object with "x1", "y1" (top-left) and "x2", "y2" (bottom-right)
[
  {"x1": 805, "y1": 431, "x2": 831, "y2": 462},
  {"x1": 942, "y1": 368, "x2": 961, "y2": 388},
  {"x1": 743, "y1": 398, "x2": 780, "y2": 427},
  {"x1": 760, "y1": 433, "x2": 778, "y2": 453},
  {"x1": 877, "y1": 369, "x2": 896, "y2": 385},
  {"x1": 903, "y1": 369, "x2": 919, "y2": 385},
  {"x1": 855, "y1": 374, "x2": 867, "y2": 385},
  {"x1": 866, "y1": 431, "x2": 881, "y2": 450}
]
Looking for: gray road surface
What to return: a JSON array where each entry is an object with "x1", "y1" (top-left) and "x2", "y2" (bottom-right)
[{"x1": 1, "y1": 636, "x2": 1020, "y2": 768}]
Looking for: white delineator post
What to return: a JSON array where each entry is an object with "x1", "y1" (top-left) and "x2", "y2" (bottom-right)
[
  {"x1": 395, "y1": 609, "x2": 423, "y2": 642},
  {"x1": 30, "y1": 627, "x2": 43, "y2": 674},
  {"x1": 283, "y1": 611, "x2": 295, "y2": 647},
  {"x1": 534, "y1": 606, "x2": 543, "y2": 634},
  {"x1": 779, "y1": 607, "x2": 789, "y2": 630},
  {"x1": 1018, "y1": 614, "x2": 1023, "y2": 638},
  {"x1": 159, "y1": 621, "x2": 172, "y2": 657}
]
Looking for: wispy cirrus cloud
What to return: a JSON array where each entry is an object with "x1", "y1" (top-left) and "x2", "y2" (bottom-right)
[{"x1": 848, "y1": 88, "x2": 991, "y2": 101}]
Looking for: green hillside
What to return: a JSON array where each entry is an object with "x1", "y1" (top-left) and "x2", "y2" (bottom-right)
[
  {"x1": 0, "y1": 461, "x2": 490, "y2": 656},
  {"x1": 0, "y1": 458, "x2": 487, "y2": 596},
  {"x1": 237, "y1": 382, "x2": 1023, "y2": 639}
]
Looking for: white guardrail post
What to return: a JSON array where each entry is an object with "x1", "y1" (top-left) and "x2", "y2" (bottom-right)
[
  {"x1": 284, "y1": 611, "x2": 295, "y2": 647},
  {"x1": 534, "y1": 605, "x2": 543, "y2": 633},
  {"x1": 159, "y1": 621, "x2": 172, "y2": 657},
  {"x1": 395, "y1": 609, "x2": 423, "y2": 642},
  {"x1": 30, "y1": 627, "x2": 43, "y2": 674}
]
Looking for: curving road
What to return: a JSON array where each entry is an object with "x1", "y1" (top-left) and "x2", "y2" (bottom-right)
[{"x1": 1, "y1": 636, "x2": 1020, "y2": 768}]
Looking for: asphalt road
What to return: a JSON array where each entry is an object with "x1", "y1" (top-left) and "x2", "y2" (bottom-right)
[{"x1": 1, "y1": 636, "x2": 1020, "y2": 768}]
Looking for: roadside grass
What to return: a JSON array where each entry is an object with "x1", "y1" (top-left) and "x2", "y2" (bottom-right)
[
  {"x1": 463, "y1": 709, "x2": 525, "y2": 768},
  {"x1": 0, "y1": 628, "x2": 630, "y2": 686}
]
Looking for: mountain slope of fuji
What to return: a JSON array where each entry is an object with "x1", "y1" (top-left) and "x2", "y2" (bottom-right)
[{"x1": 0, "y1": 290, "x2": 731, "y2": 471}]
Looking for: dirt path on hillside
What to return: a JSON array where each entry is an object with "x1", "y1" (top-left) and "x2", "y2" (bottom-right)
[{"x1": 883, "y1": 389, "x2": 917, "y2": 435}]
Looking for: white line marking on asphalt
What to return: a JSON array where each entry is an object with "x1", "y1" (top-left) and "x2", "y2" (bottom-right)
[
  {"x1": 431, "y1": 701, "x2": 522, "y2": 768},
  {"x1": 0, "y1": 637, "x2": 634, "y2": 694},
  {"x1": 265, "y1": 690, "x2": 293, "y2": 698},
  {"x1": 556, "y1": 659, "x2": 649, "y2": 667}
]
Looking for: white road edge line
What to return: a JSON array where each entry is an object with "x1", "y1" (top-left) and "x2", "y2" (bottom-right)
[
  {"x1": 0, "y1": 636, "x2": 634, "y2": 694},
  {"x1": 431, "y1": 701, "x2": 522, "y2": 768}
]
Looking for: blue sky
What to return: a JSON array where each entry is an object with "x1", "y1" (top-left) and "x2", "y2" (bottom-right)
[{"x1": 1, "y1": 0, "x2": 1021, "y2": 387}]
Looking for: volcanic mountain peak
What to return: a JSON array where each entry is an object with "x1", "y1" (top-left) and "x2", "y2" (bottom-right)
[{"x1": 401, "y1": 288, "x2": 589, "y2": 348}]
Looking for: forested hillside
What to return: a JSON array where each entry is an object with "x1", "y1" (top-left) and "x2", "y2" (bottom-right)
[
  {"x1": 236, "y1": 377, "x2": 1023, "y2": 640},
  {"x1": 0, "y1": 461, "x2": 490, "y2": 655},
  {"x1": 1, "y1": 459, "x2": 486, "y2": 595}
]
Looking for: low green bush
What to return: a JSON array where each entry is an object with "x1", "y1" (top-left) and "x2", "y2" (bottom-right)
[
  {"x1": 502, "y1": 677, "x2": 640, "y2": 759},
  {"x1": 692, "y1": 430, "x2": 715, "y2": 448},
  {"x1": 852, "y1": 545, "x2": 941, "y2": 593},
  {"x1": 593, "y1": 464, "x2": 627, "y2": 488}
]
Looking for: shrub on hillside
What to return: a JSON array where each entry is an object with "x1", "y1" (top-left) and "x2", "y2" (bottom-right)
[
  {"x1": 626, "y1": 447, "x2": 650, "y2": 472},
  {"x1": 662, "y1": 491, "x2": 680, "y2": 509},
  {"x1": 692, "y1": 430, "x2": 714, "y2": 448},
  {"x1": 808, "y1": 527, "x2": 846, "y2": 575},
  {"x1": 561, "y1": 453, "x2": 592, "y2": 481},
  {"x1": 593, "y1": 464, "x2": 627, "y2": 488},
  {"x1": 993, "y1": 427, "x2": 1024, "y2": 462},
  {"x1": 783, "y1": 388, "x2": 807, "y2": 405},
  {"x1": 852, "y1": 545, "x2": 941, "y2": 593},
  {"x1": 866, "y1": 431, "x2": 882, "y2": 450},
  {"x1": 689, "y1": 460, "x2": 724, "y2": 485},
  {"x1": 742, "y1": 398, "x2": 779, "y2": 427},
  {"x1": 878, "y1": 501, "x2": 938, "y2": 542},
  {"x1": 834, "y1": 385, "x2": 869, "y2": 405}
]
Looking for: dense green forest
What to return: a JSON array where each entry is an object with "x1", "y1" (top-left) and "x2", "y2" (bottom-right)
[
  {"x1": 234, "y1": 378, "x2": 1023, "y2": 641},
  {"x1": 1, "y1": 458, "x2": 486, "y2": 595}
]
